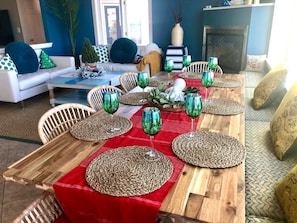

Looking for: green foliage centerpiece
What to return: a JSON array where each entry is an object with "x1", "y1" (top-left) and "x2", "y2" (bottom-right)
[
  {"x1": 81, "y1": 38, "x2": 99, "y2": 66},
  {"x1": 148, "y1": 79, "x2": 199, "y2": 112}
]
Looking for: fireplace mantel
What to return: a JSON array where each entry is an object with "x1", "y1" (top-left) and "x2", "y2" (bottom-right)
[
  {"x1": 202, "y1": 2, "x2": 274, "y2": 72},
  {"x1": 203, "y1": 3, "x2": 274, "y2": 11}
]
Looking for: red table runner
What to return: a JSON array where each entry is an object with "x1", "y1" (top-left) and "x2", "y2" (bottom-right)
[
  {"x1": 54, "y1": 107, "x2": 200, "y2": 223},
  {"x1": 53, "y1": 77, "x2": 209, "y2": 223}
]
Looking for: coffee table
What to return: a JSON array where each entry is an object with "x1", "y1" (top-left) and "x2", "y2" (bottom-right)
[{"x1": 47, "y1": 71, "x2": 125, "y2": 106}]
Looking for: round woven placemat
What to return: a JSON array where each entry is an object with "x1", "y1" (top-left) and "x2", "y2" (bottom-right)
[
  {"x1": 119, "y1": 92, "x2": 149, "y2": 105},
  {"x1": 202, "y1": 98, "x2": 245, "y2": 115},
  {"x1": 179, "y1": 72, "x2": 202, "y2": 79},
  {"x1": 149, "y1": 77, "x2": 173, "y2": 87},
  {"x1": 85, "y1": 146, "x2": 173, "y2": 196},
  {"x1": 213, "y1": 78, "x2": 241, "y2": 88},
  {"x1": 172, "y1": 131, "x2": 246, "y2": 168},
  {"x1": 70, "y1": 114, "x2": 132, "y2": 141}
]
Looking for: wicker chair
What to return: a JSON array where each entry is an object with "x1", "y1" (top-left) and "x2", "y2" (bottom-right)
[
  {"x1": 119, "y1": 72, "x2": 138, "y2": 93},
  {"x1": 38, "y1": 103, "x2": 95, "y2": 144},
  {"x1": 87, "y1": 85, "x2": 124, "y2": 111},
  {"x1": 181, "y1": 61, "x2": 223, "y2": 75},
  {"x1": 13, "y1": 192, "x2": 64, "y2": 223}
]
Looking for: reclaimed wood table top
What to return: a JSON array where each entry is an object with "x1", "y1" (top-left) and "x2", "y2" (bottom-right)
[{"x1": 2, "y1": 73, "x2": 245, "y2": 223}]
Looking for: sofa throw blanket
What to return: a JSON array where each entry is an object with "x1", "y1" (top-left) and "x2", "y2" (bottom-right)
[{"x1": 137, "y1": 51, "x2": 161, "y2": 76}]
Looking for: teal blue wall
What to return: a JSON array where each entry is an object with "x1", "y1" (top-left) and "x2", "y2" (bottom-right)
[
  {"x1": 40, "y1": 0, "x2": 95, "y2": 58},
  {"x1": 40, "y1": 0, "x2": 274, "y2": 63}
]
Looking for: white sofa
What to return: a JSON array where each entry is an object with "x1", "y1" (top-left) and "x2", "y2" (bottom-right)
[
  {"x1": 0, "y1": 49, "x2": 75, "y2": 105},
  {"x1": 79, "y1": 43, "x2": 163, "y2": 77}
]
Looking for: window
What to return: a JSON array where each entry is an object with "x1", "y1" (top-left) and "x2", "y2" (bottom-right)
[
  {"x1": 91, "y1": 0, "x2": 151, "y2": 45},
  {"x1": 268, "y1": 0, "x2": 297, "y2": 89}
]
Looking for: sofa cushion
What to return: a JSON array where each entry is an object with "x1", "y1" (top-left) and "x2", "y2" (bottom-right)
[
  {"x1": 5, "y1": 41, "x2": 39, "y2": 74},
  {"x1": 110, "y1": 38, "x2": 137, "y2": 63},
  {"x1": 93, "y1": 45, "x2": 109, "y2": 63},
  {"x1": 244, "y1": 54, "x2": 266, "y2": 73},
  {"x1": 39, "y1": 50, "x2": 56, "y2": 69},
  {"x1": 275, "y1": 164, "x2": 297, "y2": 222},
  {"x1": 48, "y1": 66, "x2": 75, "y2": 79},
  {"x1": 0, "y1": 53, "x2": 18, "y2": 73},
  {"x1": 18, "y1": 70, "x2": 50, "y2": 91},
  {"x1": 253, "y1": 64, "x2": 288, "y2": 110},
  {"x1": 270, "y1": 81, "x2": 297, "y2": 160}
]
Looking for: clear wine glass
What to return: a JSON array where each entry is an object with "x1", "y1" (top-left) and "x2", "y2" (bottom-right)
[
  {"x1": 182, "y1": 55, "x2": 191, "y2": 68},
  {"x1": 208, "y1": 57, "x2": 218, "y2": 71},
  {"x1": 142, "y1": 107, "x2": 162, "y2": 160},
  {"x1": 185, "y1": 93, "x2": 203, "y2": 137},
  {"x1": 201, "y1": 71, "x2": 214, "y2": 101},
  {"x1": 137, "y1": 72, "x2": 149, "y2": 92},
  {"x1": 164, "y1": 59, "x2": 174, "y2": 77},
  {"x1": 103, "y1": 91, "x2": 120, "y2": 134}
]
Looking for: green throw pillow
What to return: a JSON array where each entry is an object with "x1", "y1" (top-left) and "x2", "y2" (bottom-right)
[
  {"x1": 275, "y1": 164, "x2": 297, "y2": 223},
  {"x1": 39, "y1": 50, "x2": 56, "y2": 69},
  {"x1": 0, "y1": 53, "x2": 18, "y2": 73},
  {"x1": 270, "y1": 81, "x2": 297, "y2": 160},
  {"x1": 253, "y1": 64, "x2": 288, "y2": 110}
]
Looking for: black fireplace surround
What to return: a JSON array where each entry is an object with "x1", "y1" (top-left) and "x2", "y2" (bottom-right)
[{"x1": 202, "y1": 26, "x2": 248, "y2": 73}]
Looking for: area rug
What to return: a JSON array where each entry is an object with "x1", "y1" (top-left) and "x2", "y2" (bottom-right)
[{"x1": 0, "y1": 90, "x2": 70, "y2": 144}]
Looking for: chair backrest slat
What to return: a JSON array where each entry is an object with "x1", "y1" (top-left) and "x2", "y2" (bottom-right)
[{"x1": 38, "y1": 103, "x2": 95, "y2": 144}]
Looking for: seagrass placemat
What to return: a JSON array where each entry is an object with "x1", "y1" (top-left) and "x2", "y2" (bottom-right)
[
  {"x1": 202, "y1": 98, "x2": 245, "y2": 115},
  {"x1": 149, "y1": 77, "x2": 174, "y2": 87},
  {"x1": 70, "y1": 114, "x2": 132, "y2": 141},
  {"x1": 85, "y1": 146, "x2": 173, "y2": 196},
  {"x1": 172, "y1": 131, "x2": 246, "y2": 168},
  {"x1": 178, "y1": 72, "x2": 202, "y2": 79},
  {"x1": 213, "y1": 78, "x2": 242, "y2": 88},
  {"x1": 119, "y1": 92, "x2": 149, "y2": 105}
]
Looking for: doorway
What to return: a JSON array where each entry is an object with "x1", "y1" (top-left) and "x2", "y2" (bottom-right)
[{"x1": 16, "y1": 0, "x2": 46, "y2": 44}]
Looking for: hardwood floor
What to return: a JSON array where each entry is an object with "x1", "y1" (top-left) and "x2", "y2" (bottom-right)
[{"x1": 0, "y1": 138, "x2": 43, "y2": 223}]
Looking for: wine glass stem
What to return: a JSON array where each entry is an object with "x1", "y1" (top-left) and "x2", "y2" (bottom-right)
[
  {"x1": 150, "y1": 135, "x2": 154, "y2": 149},
  {"x1": 191, "y1": 119, "x2": 195, "y2": 136}
]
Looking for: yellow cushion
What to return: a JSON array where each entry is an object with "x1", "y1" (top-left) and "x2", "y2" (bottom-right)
[
  {"x1": 270, "y1": 81, "x2": 297, "y2": 160},
  {"x1": 253, "y1": 64, "x2": 288, "y2": 110},
  {"x1": 275, "y1": 165, "x2": 297, "y2": 223}
]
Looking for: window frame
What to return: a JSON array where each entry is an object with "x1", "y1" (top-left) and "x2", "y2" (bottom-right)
[{"x1": 91, "y1": 0, "x2": 152, "y2": 46}]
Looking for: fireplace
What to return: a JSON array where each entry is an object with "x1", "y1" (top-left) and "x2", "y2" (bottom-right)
[{"x1": 202, "y1": 26, "x2": 248, "y2": 73}]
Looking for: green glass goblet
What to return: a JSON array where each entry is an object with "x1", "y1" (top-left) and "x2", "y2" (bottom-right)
[
  {"x1": 103, "y1": 91, "x2": 120, "y2": 133},
  {"x1": 208, "y1": 57, "x2": 218, "y2": 71},
  {"x1": 142, "y1": 107, "x2": 162, "y2": 160},
  {"x1": 137, "y1": 72, "x2": 149, "y2": 92},
  {"x1": 182, "y1": 55, "x2": 192, "y2": 68},
  {"x1": 185, "y1": 93, "x2": 203, "y2": 137},
  {"x1": 202, "y1": 71, "x2": 214, "y2": 101},
  {"x1": 164, "y1": 59, "x2": 174, "y2": 77}
]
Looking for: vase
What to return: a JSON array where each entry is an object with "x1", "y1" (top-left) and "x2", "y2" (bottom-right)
[{"x1": 171, "y1": 23, "x2": 184, "y2": 46}]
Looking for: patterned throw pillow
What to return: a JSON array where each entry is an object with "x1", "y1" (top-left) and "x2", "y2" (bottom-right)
[
  {"x1": 244, "y1": 55, "x2": 266, "y2": 73},
  {"x1": 253, "y1": 64, "x2": 288, "y2": 110},
  {"x1": 275, "y1": 164, "x2": 297, "y2": 222},
  {"x1": 0, "y1": 53, "x2": 18, "y2": 73},
  {"x1": 92, "y1": 45, "x2": 109, "y2": 63},
  {"x1": 270, "y1": 81, "x2": 297, "y2": 160},
  {"x1": 39, "y1": 50, "x2": 56, "y2": 69}
]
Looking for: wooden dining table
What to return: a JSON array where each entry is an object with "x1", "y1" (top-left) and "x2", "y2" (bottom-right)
[{"x1": 2, "y1": 73, "x2": 245, "y2": 223}]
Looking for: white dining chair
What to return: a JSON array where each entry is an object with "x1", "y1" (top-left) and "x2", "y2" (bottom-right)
[
  {"x1": 87, "y1": 85, "x2": 124, "y2": 111},
  {"x1": 119, "y1": 72, "x2": 138, "y2": 93},
  {"x1": 38, "y1": 103, "x2": 95, "y2": 144},
  {"x1": 182, "y1": 61, "x2": 223, "y2": 75}
]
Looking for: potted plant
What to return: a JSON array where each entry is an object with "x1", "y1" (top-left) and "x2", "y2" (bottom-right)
[{"x1": 81, "y1": 38, "x2": 99, "y2": 67}]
